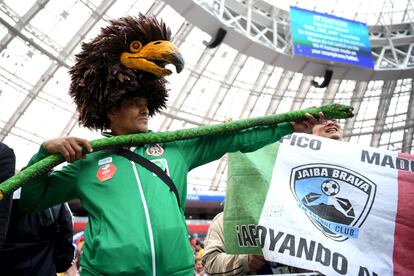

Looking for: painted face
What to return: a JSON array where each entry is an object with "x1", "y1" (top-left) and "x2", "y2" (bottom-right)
[
  {"x1": 312, "y1": 119, "x2": 343, "y2": 140},
  {"x1": 108, "y1": 97, "x2": 149, "y2": 135}
]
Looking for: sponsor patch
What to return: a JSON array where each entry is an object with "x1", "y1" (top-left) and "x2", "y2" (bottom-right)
[
  {"x1": 98, "y1": 157, "x2": 113, "y2": 166},
  {"x1": 290, "y1": 163, "x2": 376, "y2": 241},
  {"x1": 146, "y1": 144, "x2": 164, "y2": 157},
  {"x1": 96, "y1": 163, "x2": 117, "y2": 182}
]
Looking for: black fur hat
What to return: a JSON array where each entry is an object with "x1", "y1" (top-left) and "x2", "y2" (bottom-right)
[{"x1": 69, "y1": 14, "x2": 184, "y2": 130}]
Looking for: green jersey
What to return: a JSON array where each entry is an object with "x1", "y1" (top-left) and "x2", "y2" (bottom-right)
[{"x1": 20, "y1": 123, "x2": 293, "y2": 275}]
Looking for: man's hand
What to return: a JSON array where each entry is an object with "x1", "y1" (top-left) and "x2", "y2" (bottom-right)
[
  {"x1": 248, "y1": 254, "x2": 267, "y2": 272},
  {"x1": 43, "y1": 137, "x2": 93, "y2": 163},
  {"x1": 291, "y1": 111, "x2": 324, "y2": 134}
]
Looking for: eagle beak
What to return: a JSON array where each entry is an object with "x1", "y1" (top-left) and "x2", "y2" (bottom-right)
[{"x1": 120, "y1": 40, "x2": 184, "y2": 76}]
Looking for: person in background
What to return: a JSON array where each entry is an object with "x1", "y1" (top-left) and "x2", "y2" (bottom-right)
[
  {"x1": 0, "y1": 142, "x2": 75, "y2": 275},
  {"x1": 0, "y1": 142, "x2": 15, "y2": 248},
  {"x1": 190, "y1": 237, "x2": 197, "y2": 254},
  {"x1": 310, "y1": 113, "x2": 342, "y2": 140},
  {"x1": 195, "y1": 239, "x2": 205, "y2": 258},
  {"x1": 0, "y1": 199, "x2": 75, "y2": 276},
  {"x1": 203, "y1": 112, "x2": 343, "y2": 275},
  {"x1": 202, "y1": 212, "x2": 292, "y2": 275},
  {"x1": 194, "y1": 256, "x2": 207, "y2": 276}
]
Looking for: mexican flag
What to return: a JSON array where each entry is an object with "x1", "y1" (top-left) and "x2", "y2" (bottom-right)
[{"x1": 224, "y1": 133, "x2": 414, "y2": 275}]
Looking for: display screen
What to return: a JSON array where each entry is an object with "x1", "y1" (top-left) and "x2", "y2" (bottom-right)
[{"x1": 290, "y1": 6, "x2": 374, "y2": 69}]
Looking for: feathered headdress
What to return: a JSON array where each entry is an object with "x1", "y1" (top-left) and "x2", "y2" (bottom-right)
[{"x1": 69, "y1": 14, "x2": 184, "y2": 130}]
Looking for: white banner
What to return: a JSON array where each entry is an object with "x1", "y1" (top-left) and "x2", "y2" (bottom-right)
[{"x1": 256, "y1": 133, "x2": 406, "y2": 275}]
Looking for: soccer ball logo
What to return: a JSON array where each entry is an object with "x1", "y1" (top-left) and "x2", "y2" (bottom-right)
[{"x1": 321, "y1": 179, "x2": 340, "y2": 196}]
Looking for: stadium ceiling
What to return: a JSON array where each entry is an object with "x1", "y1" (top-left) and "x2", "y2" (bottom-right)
[
  {"x1": 165, "y1": 0, "x2": 414, "y2": 80},
  {"x1": 0, "y1": 0, "x2": 413, "y2": 193}
]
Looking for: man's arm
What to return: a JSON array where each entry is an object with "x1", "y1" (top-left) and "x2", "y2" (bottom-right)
[
  {"x1": 178, "y1": 114, "x2": 317, "y2": 170},
  {"x1": 19, "y1": 137, "x2": 91, "y2": 213},
  {"x1": 203, "y1": 212, "x2": 249, "y2": 275},
  {"x1": 180, "y1": 122, "x2": 294, "y2": 170}
]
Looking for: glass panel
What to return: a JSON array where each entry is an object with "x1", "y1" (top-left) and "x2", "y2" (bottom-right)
[{"x1": 3, "y1": 0, "x2": 37, "y2": 17}]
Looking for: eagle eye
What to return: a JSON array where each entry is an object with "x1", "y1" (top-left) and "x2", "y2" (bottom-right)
[{"x1": 129, "y1": 40, "x2": 142, "y2": 53}]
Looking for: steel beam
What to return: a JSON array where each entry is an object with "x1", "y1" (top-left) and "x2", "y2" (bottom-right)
[
  {"x1": 0, "y1": 0, "x2": 117, "y2": 141},
  {"x1": 164, "y1": 0, "x2": 414, "y2": 80}
]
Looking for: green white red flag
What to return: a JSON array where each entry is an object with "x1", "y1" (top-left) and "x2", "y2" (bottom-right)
[{"x1": 224, "y1": 133, "x2": 414, "y2": 275}]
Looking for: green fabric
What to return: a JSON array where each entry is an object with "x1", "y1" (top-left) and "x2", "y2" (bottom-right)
[
  {"x1": 20, "y1": 123, "x2": 293, "y2": 276},
  {"x1": 224, "y1": 143, "x2": 281, "y2": 254},
  {"x1": 0, "y1": 103, "x2": 354, "y2": 196}
]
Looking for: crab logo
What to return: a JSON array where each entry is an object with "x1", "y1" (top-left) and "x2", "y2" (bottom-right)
[{"x1": 290, "y1": 163, "x2": 376, "y2": 241}]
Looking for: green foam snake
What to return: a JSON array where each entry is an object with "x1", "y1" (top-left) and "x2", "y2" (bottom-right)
[{"x1": 0, "y1": 103, "x2": 353, "y2": 199}]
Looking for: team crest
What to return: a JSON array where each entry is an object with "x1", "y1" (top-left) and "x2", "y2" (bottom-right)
[
  {"x1": 146, "y1": 144, "x2": 164, "y2": 156},
  {"x1": 290, "y1": 163, "x2": 376, "y2": 241}
]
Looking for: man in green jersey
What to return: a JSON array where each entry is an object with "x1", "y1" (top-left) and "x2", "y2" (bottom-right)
[{"x1": 20, "y1": 14, "x2": 318, "y2": 276}]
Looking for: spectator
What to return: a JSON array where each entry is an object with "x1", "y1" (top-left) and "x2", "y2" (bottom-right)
[
  {"x1": 203, "y1": 212, "x2": 292, "y2": 275},
  {"x1": 19, "y1": 14, "x2": 319, "y2": 275},
  {"x1": 0, "y1": 142, "x2": 15, "y2": 248},
  {"x1": 310, "y1": 115, "x2": 342, "y2": 140},
  {"x1": 0, "y1": 141, "x2": 74, "y2": 276},
  {"x1": 194, "y1": 256, "x2": 207, "y2": 276},
  {"x1": 203, "y1": 113, "x2": 343, "y2": 275},
  {"x1": 0, "y1": 200, "x2": 75, "y2": 275},
  {"x1": 195, "y1": 240, "x2": 205, "y2": 258}
]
